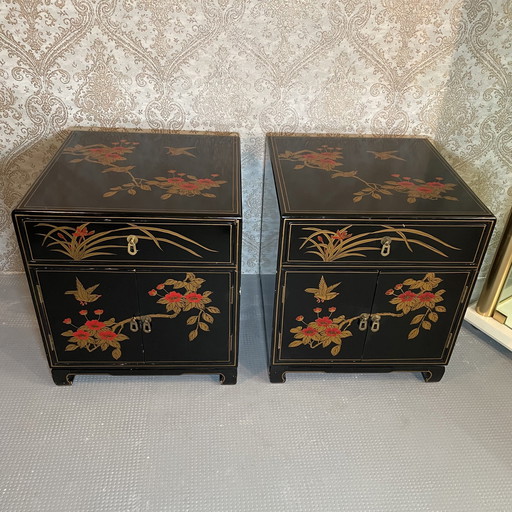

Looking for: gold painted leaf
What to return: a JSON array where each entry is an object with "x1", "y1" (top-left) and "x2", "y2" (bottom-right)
[
  {"x1": 128, "y1": 189, "x2": 136, "y2": 196},
  {"x1": 103, "y1": 191, "x2": 118, "y2": 197},
  {"x1": 331, "y1": 345, "x2": 341, "y2": 356},
  {"x1": 186, "y1": 316, "x2": 197, "y2": 325},
  {"x1": 353, "y1": 196, "x2": 363, "y2": 203},
  {"x1": 428, "y1": 312, "x2": 439, "y2": 322},
  {"x1": 422, "y1": 321, "x2": 432, "y2": 330},
  {"x1": 408, "y1": 328, "x2": 420, "y2": 340},
  {"x1": 112, "y1": 349, "x2": 121, "y2": 360},
  {"x1": 289, "y1": 340, "x2": 303, "y2": 347},
  {"x1": 294, "y1": 165, "x2": 304, "y2": 169},
  {"x1": 68, "y1": 159, "x2": 83, "y2": 163},
  {"x1": 203, "y1": 313, "x2": 214, "y2": 323},
  {"x1": 202, "y1": 193, "x2": 216, "y2": 198},
  {"x1": 340, "y1": 330, "x2": 352, "y2": 338},
  {"x1": 435, "y1": 306, "x2": 447, "y2": 312},
  {"x1": 189, "y1": 330, "x2": 198, "y2": 341},
  {"x1": 411, "y1": 314, "x2": 423, "y2": 325},
  {"x1": 207, "y1": 306, "x2": 220, "y2": 314},
  {"x1": 140, "y1": 185, "x2": 151, "y2": 191},
  {"x1": 407, "y1": 197, "x2": 416, "y2": 203},
  {"x1": 65, "y1": 344, "x2": 78, "y2": 351},
  {"x1": 116, "y1": 334, "x2": 128, "y2": 341},
  {"x1": 61, "y1": 330, "x2": 75, "y2": 337},
  {"x1": 199, "y1": 322, "x2": 209, "y2": 331}
]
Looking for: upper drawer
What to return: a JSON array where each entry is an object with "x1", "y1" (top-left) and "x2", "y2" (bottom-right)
[
  {"x1": 282, "y1": 220, "x2": 491, "y2": 266},
  {"x1": 17, "y1": 217, "x2": 238, "y2": 266}
]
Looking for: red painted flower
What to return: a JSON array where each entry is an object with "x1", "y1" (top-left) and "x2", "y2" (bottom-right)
[
  {"x1": 148, "y1": 289, "x2": 157, "y2": 296},
  {"x1": 328, "y1": 307, "x2": 336, "y2": 313},
  {"x1": 63, "y1": 318, "x2": 72, "y2": 324},
  {"x1": 156, "y1": 284, "x2": 165, "y2": 290},
  {"x1": 180, "y1": 182, "x2": 199, "y2": 190},
  {"x1": 73, "y1": 227, "x2": 92, "y2": 238},
  {"x1": 331, "y1": 230, "x2": 351, "y2": 241},
  {"x1": 397, "y1": 291, "x2": 417, "y2": 302},
  {"x1": 94, "y1": 309, "x2": 103, "y2": 315},
  {"x1": 167, "y1": 177, "x2": 184, "y2": 183},
  {"x1": 302, "y1": 327, "x2": 319, "y2": 336},
  {"x1": 85, "y1": 319, "x2": 106, "y2": 331},
  {"x1": 98, "y1": 330, "x2": 117, "y2": 341},
  {"x1": 313, "y1": 307, "x2": 322, "y2": 313},
  {"x1": 316, "y1": 316, "x2": 333, "y2": 326},
  {"x1": 394, "y1": 284, "x2": 403, "y2": 290},
  {"x1": 426, "y1": 181, "x2": 445, "y2": 188},
  {"x1": 417, "y1": 186, "x2": 434, "y2": 193},
  {"x1": 324, "y1": 327, "x2": 342, "y2": 337},
  {"x1": 385, "y1": 289, "x2": 394, "y2": 295},
  {"x1": 58, "y1": 232, "x2": 65, "y2": 239},
  {"x1": 296, "y1": 315, "x2": 304, "y2": 322},
  {"x1": 197, "y1": 178, "x2": 214, "y2": 184},
  {"x1": 317, "y1": 235, "x2": 323, "y2": 242},
  {"x1": 184, "y1": 292, "x2": 203, "y2": 303},
  {"x1": 79, "y1": 310, "x2": 88, "y2": 315},
  {"x1": 163, "y1": 291, "x2": 183, "y2": 303},
  {"x1": 418, "y1": 292, "x2": 436, "y2": 302},
  {"x1": 73, "y1": 330, "x2": 90, "y2": 340},
  {"x1": 398, "y1": 181, "x2": 414, "y2": 188}
]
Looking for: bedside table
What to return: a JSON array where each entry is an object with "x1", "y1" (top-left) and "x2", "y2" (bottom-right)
[
  {"x1": 261, "y1": 134, "x2": 494, "y2": 383},
  {"x1": 13, "y1": 130, "x2": 241, "y2": 385}
]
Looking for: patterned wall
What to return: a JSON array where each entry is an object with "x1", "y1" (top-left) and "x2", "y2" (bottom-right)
[{"x1": 0, "y1": 0, "x2": 511, "y2": 274}]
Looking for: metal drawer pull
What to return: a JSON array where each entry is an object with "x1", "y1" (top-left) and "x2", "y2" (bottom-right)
[
  {"x1": 370, "y1": 314, "x2": 381, "y2": 332},
  {"x1": 358, "y1": 313, "x2": 369, "y2": 331},
  {"x1": 380, "y1": 236, "x2": 391, "y2": 257},
  {"x1": 129, "y1": 317, "x2": 139, "y2": 332},
  {"x1": 142, "y1": 316, "x2": 152, "y2": 334},
  {"x1": 127, "y1": 235, "x2": 139, "y2": 256}
]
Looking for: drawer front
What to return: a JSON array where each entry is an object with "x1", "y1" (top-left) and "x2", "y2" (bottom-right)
[
  {"x1": 20, "y1": 218, "x2": 238, "y2": 265},
  {"x1": 283, "y1": 221, "x2": 490, "y2": 266}
]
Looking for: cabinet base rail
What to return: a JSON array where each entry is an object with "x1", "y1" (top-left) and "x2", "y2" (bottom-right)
[
  {"x1": 51, "y1": 367, "x2": 237, "y2": 386},
  {"x1": 269, "y1": 364, "x2": 445, "y2": 383}
]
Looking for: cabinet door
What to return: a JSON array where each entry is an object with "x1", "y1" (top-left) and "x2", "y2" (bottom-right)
[
  {"x1": 35, "y1": 270, "x2": 144, "y2": 364},
  {"x1": 136, "y1": 271, "x2": 234, "y2": 365},
  {"x1": 362, "y1": 270, "x2": 472, "y2": 362},
  {"x1": 276, "y1": 270, "x2": 378, "y2": 363}
]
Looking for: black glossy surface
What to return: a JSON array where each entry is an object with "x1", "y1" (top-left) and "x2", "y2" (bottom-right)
[
  {"x1": 21, "y1": 130, "x2": 240, "y2": 216},
  {"x1": 268, "y1": 135, "x2": 491, "y2": 217}
]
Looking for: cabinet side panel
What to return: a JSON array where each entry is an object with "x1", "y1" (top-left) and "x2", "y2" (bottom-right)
[{"x1": 260, "y1": 141, "x2": 282, "y2": 358}]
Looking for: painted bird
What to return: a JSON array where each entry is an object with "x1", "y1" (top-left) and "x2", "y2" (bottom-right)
[
  {"x1": 165, "y1": 146, "x2": 196, "y2": 158},
  {"x1": 305, "y1": 276, "x2": 341, "y2": 303},
  {"x1": 367, "y1": 150, "x2": 405, "y2": 161},
  {"x1": 65, "y1": 278, "x2": 102, "y2": 305}
]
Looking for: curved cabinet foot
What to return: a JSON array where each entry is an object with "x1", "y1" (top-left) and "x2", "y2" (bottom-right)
[
  {"x1": 51, "y1": 370, "x2": 75, "y2": 386},
  {"x1": 422, "y1": 367, "x2": 445, "y2": 382},
  {"x1": 220, "y1": 370, "x2": 237, "y2": 385},
  {"x1": 269, "y1": 367, "x2": 286, "y2": 383}
]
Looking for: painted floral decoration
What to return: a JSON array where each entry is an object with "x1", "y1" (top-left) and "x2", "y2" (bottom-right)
[
  {"x1": 279, "y1": 146, "x2": 459, "y2": 203},
  {"x1": 148, "y1": 272, "x2": 220, "y2": 341},
  {"x1": 289, "y1": 273, "x2": 447, "y2": 356},
  {"x1": 63, "y1": 142, "x2": 227, "y2": 200}
]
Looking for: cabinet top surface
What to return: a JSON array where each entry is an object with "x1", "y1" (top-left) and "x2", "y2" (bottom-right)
[
  {"x1": 18, "y1": 130, "x2": 241, "y2": 217},
  {"x1": 267, "y1": 135, "x2": 493, "y2": 218}
]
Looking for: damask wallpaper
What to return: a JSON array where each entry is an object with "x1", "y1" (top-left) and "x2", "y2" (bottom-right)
[{"x1": 0, "y1": 0, "x2": 510, "y2": 274}]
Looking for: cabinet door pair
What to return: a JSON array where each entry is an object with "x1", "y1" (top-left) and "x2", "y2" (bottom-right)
[
  {"x1": 34, "y1": 270, "x2": 234, "y2": 366},
  {"x1": 276, "y1": 270, "x2": 472, "y2": 364}
]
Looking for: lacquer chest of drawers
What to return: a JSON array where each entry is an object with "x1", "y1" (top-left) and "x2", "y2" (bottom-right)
[
  {"x1": 13, "y1": 130, "x2": 241, "y2": 385},
  {"x1": 260, "y1": 135, "x2": 495, "y2": 383}
]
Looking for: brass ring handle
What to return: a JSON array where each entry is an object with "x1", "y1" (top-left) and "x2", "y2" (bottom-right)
[
  {"x1": 127, "y1": 235, "x2": 139, "y2": 256},
  {"x1": 370, "y1": 314, "x2": 381, "y2": 332},
  {"x1": 380, "y1": 236, "x2": 392, "y2": 257},
  {"x1": 358, "y1": 313, "x2": 369, "y2": 331}
]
